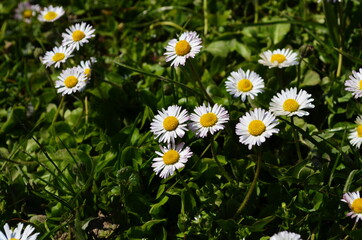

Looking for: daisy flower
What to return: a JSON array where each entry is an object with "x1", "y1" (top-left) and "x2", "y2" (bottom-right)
[
  {"x1": 270, "y1": 231, "x2": 302, "y2": 240},
  {"x1": 345, "y1": 68, "x2": 362, "y2": 99},
  {"x1": 189, "y1": 103, "x2": 229, "y2": 138},
  {"x1": 269, "y1": 87, "x2": 315, "y2": 117},
  {"x1": 41, "y1": 45, "x2": 74, "y2": 68},
  {"x1": 341, "y1": 191, "x2": 362, "y2": 222},
  {"x1": 77, "y1": 57, "x2": 97, "y2": 79},
  {"x1": 0, "y1": 223, "x2": 39, "y2": 240},
  {"x1": 38, "y1": 5, "x2": 64, "y2": 22},
  {"x1": 348, "y1": 116, "x2": 362, "y2": 149},
  {"x1": 55, "y1": 67, "x2": 87, "y2": 95},
  {"x1": 62, "y1": 22, "x2": 96, "y2": 51},
  {"x1": 150, "y1": 105, "x2": 189, "y2": 144},
  {"x1": 225, "y1": 68, "x2": 265, "y2": 102},
  {"x1": 258, "y1": 48, "x2": 298, "y2": 68},
  {"x1": 152, "y1": 142, "x2": 193, "y2": 179},
  {"x1": 235, "y1": 108, "x2": 279, "y2": 150},
  {"x1": 14, "y1": 2, "x2": 40, "y2": 24},
  {"x1": 164, "y1": 31, "x2": 202, "y2": 67}
]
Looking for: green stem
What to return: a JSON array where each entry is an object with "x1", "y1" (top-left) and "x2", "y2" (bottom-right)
[
  {"x1": 336, "y1": 47, "x2": 343, "y2": 78},
  {"x1": 297, "y1": 61, "x2": 302, "y2": 88},
  {"x1": 291, "y1": 116, "x2": 303, "y2": 162},
  {"x1": 189, "y1": 60, "x2": 214, "y2": 104},
  {"x1": 85, "y1": 95, "x2": 89, "y2": 124},
  {"x1": 51, "y1": 96, "x2": 65, "y2": 127},
  {"x1": 176, "y1": 169, "x2": 191, "y2": 193},
  {"x1": 234, "y1": 147, "x2": 262, "y2": 218},
  {"x1": 203, "y1": 0, "x2": 208, "y2": 36},
  {"x1": 210, "y1": 135, "x2": 233, "y2": 183}
]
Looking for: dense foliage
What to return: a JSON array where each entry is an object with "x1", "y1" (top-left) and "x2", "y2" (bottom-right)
[{"x1": 0, "y1": 0, "x2": 362, "y2": 239}]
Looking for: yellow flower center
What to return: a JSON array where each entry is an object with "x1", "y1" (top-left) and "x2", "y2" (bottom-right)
[
  {"x1": 84, "y1": 68, "x2": 91, "y2": 75},
  {"x1": 359, "y1": 80, "x2": 362, "y2": 90},
  {"x1": 72, "y1": 30, "x2": 86, "y2": 41},
  {"x1": 10, "y1": 238, "x2": 19, "y2": 240},
  {"x1": 163, "y1": 150, "x2": 180, "y2": 165},
  {"x1": 64, "y1": 76, "x2": 78, "y2": 88},
  {"x1": 352, "y1": 198, "x2": 362, "y2": 213},
  {"x1": 271, "y1": 54, "x2": 286, "y2": 64},
  {"x1": 237, "y1": 79, "x2": 253, "y2": 92},
  {"x1": 200, "y1": 113, "x2": 218, "y2": 127},
  {"x1": 163, "y1": 116, "x2": 179, "y2": 131},
  {"x1": 23, "y1": 9, "x2": 33, "y2": 18},
  {"x1": 357, "y1": 125, "x2": 362, "y2": 137},
  {"x1": 248, "y1": 120, "x2": 266, "y2": 136},
  {"x1": 44, "y1": 11, "x2": 58, "y2": 21},
  {"x1": 283, "y1": 99, "x2": 299, "y2": 112},
  {"x1": 175, "y1": 40, "x2": 191, "y2": 56},
  {"x1": 52, "y1": 53, "x2": 65, "y2": 62}
]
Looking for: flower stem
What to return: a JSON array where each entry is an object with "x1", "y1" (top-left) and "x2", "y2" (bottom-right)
[
  {"x1": 210, "y1": 135, "x2": 233, "y2": 183},
  {"x1": 176, "y1": 169, "x2": 191, "y2": 193},
  {"x1": 51, "y1": 96, "x2": 65, "y2": 127},
  {"x1": 188, "y1": 59, "x2": 214, "y2": 104},
  {"x1": 234, "y1": 147, "x2": 262, "y2": 218},
  {"x1": 291, "y1": 116, "x2": 303, "y2": 162},
  {"x1": 85, "y1": 95, "x2": 89, "y2": 124}
]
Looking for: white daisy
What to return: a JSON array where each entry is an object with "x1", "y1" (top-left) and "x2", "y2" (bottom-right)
[
  {"x1": 270, "y1": 231, "x2": 302, "y2": 240},
  {"x1": 348, "y1": 116, "x2": 362, "y2": 149},
  {"x1": 150, "y1": 105, "x2": 189, "y2": 144},
  {"x1": 258, "y1": 48, "x2": 298, "y2": 68},
  {"x1": 41, "y1": 45, "x2": 74, "y2": 68},
  {"x1": 225, "y1": 68, "x2": 265, "y2": 102},
  {"x1": 341, "y1": 191, "x2": 362, "y2": 222},
  {"x1": 77, "y1": 58, "x2": 97, "y2": 91},
  {"x1": 38, "y1": 5, "x2": 65, "y2": 22},
  {"x1": 345, "y1": 68, "x2": 362, "y2": 99},
  {"x1": 235, "y1": 108, "x2": 279, "y2": 150},
  {"x1": 269, "y1": 87, "x2": 315, "y2": 117},
  {"x1": 164, "y1": 31, "x2": 202, "y2": 67},
  {"x1": 0, "y1": 223, "x2": 39, "y2": 240},
  {"x1": 78, "y1": 57, "x2": 97, "y2": 79},
  {"x1": 189, "y1": 103, "x2": 229, "y2": 138},
  {"x1": 152, "y1": 142, "x2": 193, "y2": 179},
  {"x1": 14, "y1": 2, "x2": 40, "y2": 24},
  {"x1": 62, "y1": 22, "x2": 96, "y2": 51},
  {"x1": 55, "y1": 67, "x2": 87, "y2": 96}
]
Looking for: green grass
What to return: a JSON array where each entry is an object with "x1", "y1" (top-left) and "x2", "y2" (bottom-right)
[{"x1": 1, "y1": 0, "x2": 362, "y2": 239}]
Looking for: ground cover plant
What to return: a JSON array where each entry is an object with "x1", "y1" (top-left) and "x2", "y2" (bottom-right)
[{"x1": 0, "y1": 0, "x2": 362, "y2": 239}]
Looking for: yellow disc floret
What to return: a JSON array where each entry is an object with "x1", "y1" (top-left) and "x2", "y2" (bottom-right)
[
  {"x1": 64, "y1": 76, "x2": 78, "y2": 88},
  {"x1": 359, "y1": 80, "x2": 362, "y2": 90},
  {"x1": 72, "y1": 30, "x2": 86, "y2": 41},
  {"x1": 163, "y1": 116, "x2": 179, "y2": 131},
  {"x1": 44, "y1": 11, "x2": 58, "y2": 21},
  {"x1": 23, "y1": 10, "x2": 33, "y2": 18},
  {"x1": 175, "y1": 40, "x2": 191, "y2": 56},
  {"x1": 52, "y1": 53, "x2": 65, "y2": 62},
  {"x1": 357, "y1": 125, "x2": 362, "y2": 137},
  {"x1": 352, "y1": 198, "x2": 362, "y2": 213},
  {"x1": 163, "y1": 150, "x2": 180, "y2": 165},
  {"x1": 237, "y1": 79, "x2": 253, "y2": 92},
  {"x1": 84, "y1": 68, "x2": 91, "y2": 75},
  {"x1": 271, "y1": 54, "x2": 286, "y2": 64},
  {"x1": 248, "y1": 120, "x2": 266, "y2": 136},
  {"x1": 200, "y1": 113, "x2": 218, "y2": 127},
  {"x1": 283, "y1": 99, "x2": 299, "y2": 112}
]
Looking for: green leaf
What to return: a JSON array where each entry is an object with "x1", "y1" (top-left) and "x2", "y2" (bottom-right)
[
  {"x1": 205, "y1": 41, "x2": 229, "y2": 58},
  {"x1": 301, "y1": 70, "x2": 321, "y2": 87},
  {"x1": 343, "y1": 170, "x2": 359, "y2": 193}
]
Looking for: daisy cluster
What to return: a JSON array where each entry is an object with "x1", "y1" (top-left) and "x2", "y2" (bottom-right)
[
  {"x1": 14, "y1": 2, "x2": 65, "y2": 24},
  {"x1": 23, "y1": 3, "x2": 97, "y2": 96},
  {"x1": 150, "y1": 103, "x2": 229, "y2": 178}
]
